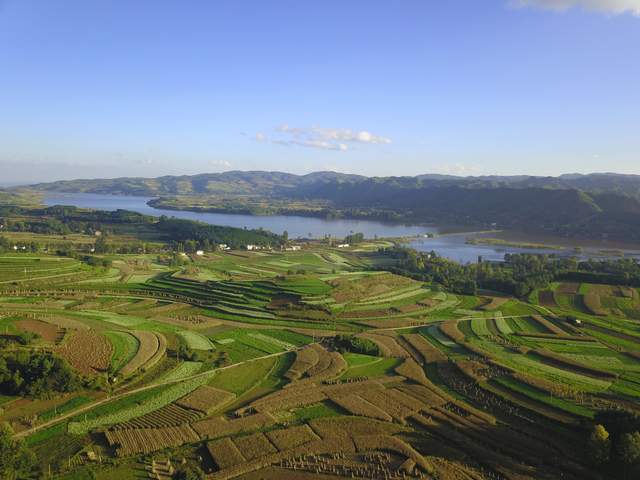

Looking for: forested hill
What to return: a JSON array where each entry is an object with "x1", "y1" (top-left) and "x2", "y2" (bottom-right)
[
  {"x1": 297, "y1": 183, "x2": 640, "y2": 241},
  {"x1": 22, "y1": 171, "x2": 640, "y2": 242},
  {"x1": 27, "y1": 171, "x2": 365, "y2": 196},
  {"x1": 26, "y1": 171, "x2": 640, "y2": 197}
]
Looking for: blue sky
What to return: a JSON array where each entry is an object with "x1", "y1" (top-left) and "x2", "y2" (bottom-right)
[{"x1": 1, "y1": 0, "x2": 639, "y2": 182}]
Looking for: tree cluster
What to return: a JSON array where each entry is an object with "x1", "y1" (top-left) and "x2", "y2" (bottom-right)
[
  {"x1": 333, "y1": 335, "x2": 380, "y2": 356},
  {"x1": 343, "y1": 232, "x2": 364, "y2": 244},
  {"x1": 0, "y1": 351, "x2": 82, "y2": 398},
  {"x1": 0, "y1": 423, "x2": 36, "y2": 480},
  {"x1": 156, "y1": 216, "x2": 282, "y2": 250},
  {"x1": 379, "y1": 246, "x2": 640, "y2": 297},
  {"x1": 587, "y1": 410, "x2": 640, "y2": 478}
]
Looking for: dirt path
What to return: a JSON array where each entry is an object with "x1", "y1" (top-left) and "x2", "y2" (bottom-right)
[
  {"x1": 0, "y1": 271, "x2": 83, "y2": 284},
  {"x1": 370, "y1": 314, "x2": 533, "y2": 332}
]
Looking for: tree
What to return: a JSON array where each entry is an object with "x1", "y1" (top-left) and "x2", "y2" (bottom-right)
[
  {"x1": 617, "y1": 431, "x2": 640, "y2": 467},
  {"x1": 0, "y1": 423, "x2": 36, "y2": 479},
  {"x1": 587, "y1": 424, "x2": 611, "y2": 465},
  {"x1": 94, "y1": 235, "x2": 108, "y2": 254}
]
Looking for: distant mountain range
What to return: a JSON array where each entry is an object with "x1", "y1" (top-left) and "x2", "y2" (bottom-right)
[
  {"x1": 22, "y1": 171, "x2": 640, "y2": 242},
  {"x1": 25, "y1": 170, "x2": 640, "y2": 197}
]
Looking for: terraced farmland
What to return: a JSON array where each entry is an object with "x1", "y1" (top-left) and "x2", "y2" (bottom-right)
[{"x1": 2, "y1": 246, "x2": 640, "y2": 480}]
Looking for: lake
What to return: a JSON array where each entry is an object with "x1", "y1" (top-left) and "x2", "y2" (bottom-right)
[
  {"x1": 42, "y1": 193, "x2": 435, "y2": 239},
  {"x1": 43, "y1": 193, "x2": 640, "y2": 264}
]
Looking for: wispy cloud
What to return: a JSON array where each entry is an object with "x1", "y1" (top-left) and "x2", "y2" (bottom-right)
[
  {"x1": 255, "y1": 125, "x2": 391, "y2": 151},
  {"x1": 209, "y1": 159, "x2": 232, "y2": 169},
  {"x1": 508, "y1": 0, "x2": 640, "y2": 16}
]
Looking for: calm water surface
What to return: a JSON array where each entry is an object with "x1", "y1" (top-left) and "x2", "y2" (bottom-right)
[
  {"x1": 43, "y1": 193, "x2": 434, "y2": 238},
  {"x1": 43, "y1": 193, "x2": 640, "y2": 264}
]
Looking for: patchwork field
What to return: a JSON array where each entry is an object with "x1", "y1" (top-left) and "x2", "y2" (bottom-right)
[{"x1": 0, "y1": 249, "x2": 639, "y2": 480}]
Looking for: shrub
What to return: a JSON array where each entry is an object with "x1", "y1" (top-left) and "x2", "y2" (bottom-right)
[{"x1": 587, "y1": 424, "x2": 611, "y2": 465}]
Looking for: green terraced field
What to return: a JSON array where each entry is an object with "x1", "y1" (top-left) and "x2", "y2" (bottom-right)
[
  {"x1": 104, "y1": 331, "x2": 139, "y2": 372},
  {"x1": 2, "y1": 245, "x2": 640, "y2": 480}
]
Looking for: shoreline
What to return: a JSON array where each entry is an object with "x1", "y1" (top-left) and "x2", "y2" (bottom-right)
[
  {"x1": 145, "y1": 201, "x2": 640, "y2": 252},
  {"x1": 35, "y1": 191, "x2": 640, "y2": 252}
]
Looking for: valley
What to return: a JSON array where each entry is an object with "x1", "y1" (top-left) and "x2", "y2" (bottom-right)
[{"x1": 1, "y1": 218, "x2": 639, "y2": 479}]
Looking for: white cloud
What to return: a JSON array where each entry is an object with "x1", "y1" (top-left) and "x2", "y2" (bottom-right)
[
  {"x1": 254, "y1": 124, "x2": 391, "y2": 151},
  {"x1": 208, "y1": 159, "x2": 232, "y2": 169},
  {"x1": 508, "y1": 0, "x2": 640, "y2": 15}
]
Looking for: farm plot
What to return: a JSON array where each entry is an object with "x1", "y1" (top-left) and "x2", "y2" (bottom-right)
[
  {"x1": 509, "y1": 316, "x2": 548, "y2": 334},
  {"x1": 104, "y1": 331, "x2": 139, "y2": 373},
  {"x1": 55, "y1": 330, "x2": 112, "y2": 375},
  {"x1": 493, "y1": 315, "x2": 513, "y2": 335},
  {"x1": 105, "y1": 424, "x2": 200, "y2": 457},
  {"x1": 322, "y1": 252, "x2": 352, "y2": 266},
  {"x1": 538, "y1": 290, "x2": 558, "y2": 308},
  {"x1": 470, "y1": 318, "x2": 491, "y2": 337},
  {"x1": 211, "y1": 329, "x2": 294, "y2": 362},
  {"x1": 256, "y1": 328, "x2": 313, "y2": 347},
  {"x1": 357, "y1": 388, "x2": 425, "y2": 421},
  {"x1": 477, "y1": 296, "x2": 509, "y2": 311},
  {"x1": 355, "y1": 284, "x2": 427, "y2": 306},
  {"x1": 233, "y1": 432, "x2": 278, "y2": 460},
  {"x1": 176, "y1": 385, "x2": 235, "y2": 414},
  {"x1": 14, "y1": 319, "x2": 63, "y2": 343},
  {"x1": 498, "y1": 353, "x2": 613, "y2": 393},
  {"x1": 582, "y1": 292, "x2": 608, "y2": 316},
  {"x1": 192, "y1": 411, "x2": 275, "y2": 440},
  {"x1": 119, "y1": 331, "x2": 166, "y2": 377},
  {"x1": 178, "y1": 330, "x2": 215, "y2": 350},
  {"x1": 328, "y1": 273, "x2": 414, "y2": 304},
  {"x1": 207, "y1": 437, "x2": 246, "y2": 469},
  {"x1": 113, "y1": 403, "x2": 203, "y2": 429},
  {"x1": 304, "y1": 348, "x2": 347, "y2": 383},
  {"x1": 68, "y1": 374, "x2": 214, "y2": 434},
  {"x1": 160, "y1": 361, "x2": 203, "y2": 383},
  {"x1": 329, "y1": 394, "x2": 392, "y2": 421},
  {"x1": 209, "y1": 355, "x2": 278, "y2": 395},
  {"x1": 82, "y1": 310, "x2": 147, "y2": 327},
  {"x1": 0, "y1": 256, "x2": 86, "y2": 285},
  {"x1": 402, "y1": 334, "x2": 447, "y2": 364},
  {"x1": 556, "y1": 283, "x2": 580, "y2": 294},
  {"x1": 426, "y1": 325, "x2": 457, "y2": 348},
  {"x1": 265, "y1": 424, "x2": 319, "y2": 450},
  {"x1": 38, "y1": 396, "x2": 92, "y2": 422},
  {"x1": 285, "y1": 346, "x2": 320, "y2": 380},
  {"x1": 356, "y1": 333, "x2": 409, "y2": 358},
  {"x1": 529, "y1": 315, "x2": 569, "y2": 335},
  {"x1": 340, "y1": 357, "x2": 401, "y2": 380},
  {"x1": 491, "y1": 376, "x2": 594, "y2": 419},
  {"x1": 248, "y1": 332, "x2": 295, "y2": 350}
]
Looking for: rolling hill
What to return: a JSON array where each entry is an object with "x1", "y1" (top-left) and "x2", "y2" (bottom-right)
[{"x1": 21, "y1": 171, "x2": 640, "y2": 242}]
